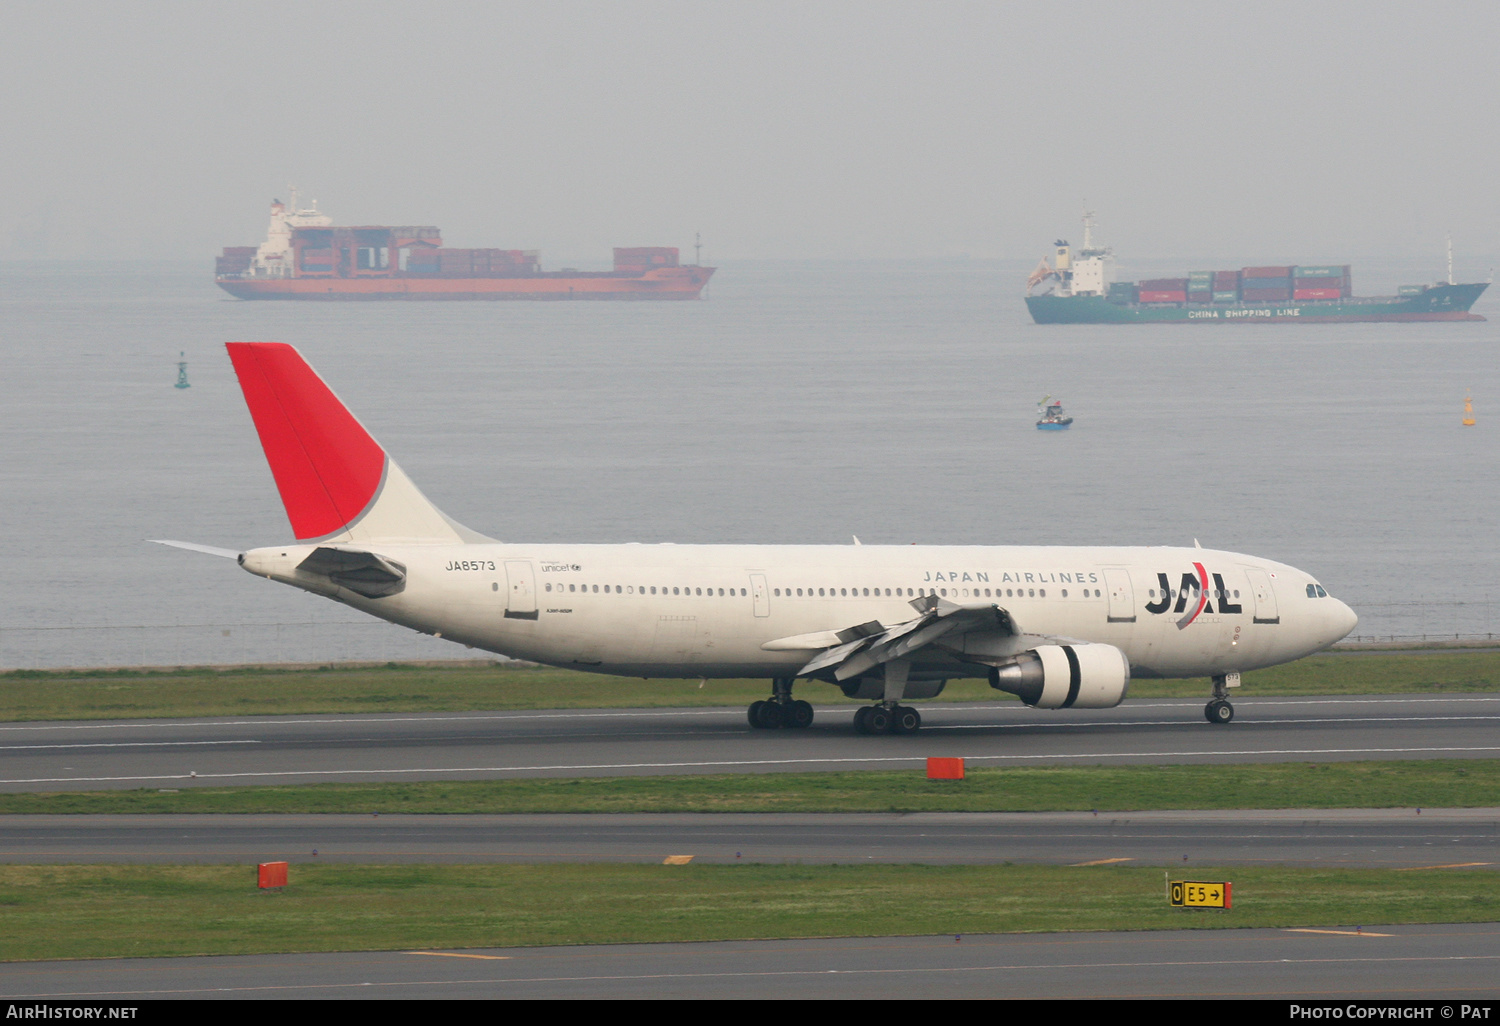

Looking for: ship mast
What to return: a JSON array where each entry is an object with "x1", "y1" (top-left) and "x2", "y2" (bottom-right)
[
  {"x1": 1081, "y1": 205, "x2": 1095, "y2": 251},
  {"x1": 1447, "y1": 233, "x2": 1454, "y2": 286}
]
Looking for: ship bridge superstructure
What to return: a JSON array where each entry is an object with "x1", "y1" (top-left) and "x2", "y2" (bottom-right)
[
  {"x1": 217, "y1": 198, "x2": 442, "y2": 280},
  {"x1": 1027, "y1": 209, "x2": 1113, "y2": 298}
]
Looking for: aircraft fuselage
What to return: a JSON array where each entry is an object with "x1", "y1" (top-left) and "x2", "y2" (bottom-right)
[{"x1": 241, "y1": 541, "x2": 1357, "y2": 685}]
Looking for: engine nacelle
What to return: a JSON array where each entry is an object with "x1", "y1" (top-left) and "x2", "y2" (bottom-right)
[{"x1": 988, "y1": 644, "x2": 1130, "y2": 709}]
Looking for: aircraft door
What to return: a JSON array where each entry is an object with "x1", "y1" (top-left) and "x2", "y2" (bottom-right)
[
  {"x1": 1244, "y1": 568, "x2": 1280, "y2": 624},
  {"x1": 1103, "y1": 568, "x2": 1136, "y2": 622},
  {"x1": 503, "y1": 561, "x2": 539, "y2": 620},
  {"x1": 750, "y1": 574, "x2": 769, "y2": 617}
]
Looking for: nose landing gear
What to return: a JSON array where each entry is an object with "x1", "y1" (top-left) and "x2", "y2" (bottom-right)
[
  {"x1": 1205, "y1": 673, "x2": 1238, "y2": 725},
  {"x1": 747, "y1": 679, "x2": 814, "y2": 730}
]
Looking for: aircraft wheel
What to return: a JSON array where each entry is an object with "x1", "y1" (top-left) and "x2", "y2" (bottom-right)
[
  {"x1": 748, "y1": 700, "x2": 766, "y2": 728},
  {"x1": 754, "y1": 700, "x2": 784, "y2": 729},
  {"x1": 866, "y1": 706, "x2": 892, "y2": 734},
  {"x1": 1205, "y1": 699, "x2": 1234, "y2": 725},
  {"x1": 853, "y1": 706, "x2": 874, "y2": 734},
  {"x1": 785, "y1": 700, "x2": 814, "y2": 729},
  {"x1": 891, "y1": 706, "x2": 921, "y2": 734}
]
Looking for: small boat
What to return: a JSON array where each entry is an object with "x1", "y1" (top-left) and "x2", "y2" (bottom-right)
[{"x1": 1036, "y1": 395, "x2": 1073, "y2": 430}]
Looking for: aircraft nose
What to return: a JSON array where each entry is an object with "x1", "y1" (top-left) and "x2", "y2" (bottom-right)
[{"x1": 1328, "y1": 599, "x2": 1358, "y2": 644}]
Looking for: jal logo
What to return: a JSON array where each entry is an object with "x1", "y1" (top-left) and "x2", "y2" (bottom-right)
[{"x1": 1144, "y1": 562, "x2": 1241, "y2": 630}]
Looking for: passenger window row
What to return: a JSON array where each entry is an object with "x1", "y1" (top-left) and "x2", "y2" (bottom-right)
[
  {"x1": 1149, "y1": 589, "x2": 1242, "y2": 600},
  {"x1": 544, "y1": 583, "x2": 750, "y2": 596},
  {"x1": 536, "y1": 583, "x2": 1118, "y2": 601}
]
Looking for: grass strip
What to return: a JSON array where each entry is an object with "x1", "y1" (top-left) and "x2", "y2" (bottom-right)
[
  {"x1": 4, "y1": 760, "x2": 1498, "y2": 814},
  {"x1": 1, "y1": 650, "x2": 1498, "y2": 722},
  {"x1": 1, "y1": 862, "x2": 1495, "y2": 962}
]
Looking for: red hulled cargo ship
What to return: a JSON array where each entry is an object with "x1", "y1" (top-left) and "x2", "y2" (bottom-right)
[{"x1": 215, "y1": 197, "x2": 714, "y2": 300}]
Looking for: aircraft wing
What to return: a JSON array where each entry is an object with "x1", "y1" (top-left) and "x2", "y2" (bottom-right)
[{"x1": 763, "y1": 594, "x2": 1022, "y2": 681}]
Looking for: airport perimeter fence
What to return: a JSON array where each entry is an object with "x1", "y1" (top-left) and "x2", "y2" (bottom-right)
[
  {"x1": 1339, "y1": 598, "x2": 1499, "y2": 646},
  {"x1": 0, "y1": 600, "x2": 1495, "y2": 671}
]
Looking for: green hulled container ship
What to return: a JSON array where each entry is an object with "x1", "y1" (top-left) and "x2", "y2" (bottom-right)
[{"x1": 1025, "y1": 213, "x2": 1487, "y2": 324}]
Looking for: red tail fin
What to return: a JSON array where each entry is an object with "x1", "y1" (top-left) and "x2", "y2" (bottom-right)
[{"x1": 226, "y1": 342, "x2": 386, "y2": 541}]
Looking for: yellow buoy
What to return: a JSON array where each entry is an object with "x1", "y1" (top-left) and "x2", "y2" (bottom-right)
[{"x1": 1462, "y1": 393, "x2": 1475, "y2": 427}]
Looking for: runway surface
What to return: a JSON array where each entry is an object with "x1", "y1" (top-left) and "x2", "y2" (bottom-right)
[
  {"x1": 4, "y1": 925, "x2": 1498, "y2": 999},
  {"x1": 1, "y1": 809, "x2": 1496, "y2": 868},
  {"x1": 1, "y1": 694, "x2": 1497, "y2": 793}
]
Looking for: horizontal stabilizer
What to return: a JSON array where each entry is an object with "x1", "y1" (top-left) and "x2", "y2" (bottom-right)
[{"x1": 150, "y1": 539, "x2": 242, "y2": 559}]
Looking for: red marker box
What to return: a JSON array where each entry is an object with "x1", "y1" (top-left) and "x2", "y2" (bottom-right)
[{"x1": 927, "y1": 757, "x2": 965, "y2": 780}]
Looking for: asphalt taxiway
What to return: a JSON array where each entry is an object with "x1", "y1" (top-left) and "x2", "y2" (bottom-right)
[
  {"x1": 1, "y1": 694, "x2": 1497, "y2": 792},
  {"x1": 0, "y1": 809, "x2": 1495, "y2": 868}
]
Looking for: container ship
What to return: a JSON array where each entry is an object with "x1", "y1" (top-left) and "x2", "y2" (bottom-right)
[
  {"x1": 215, "y1": 197, "x2": 714, "y2": 300},
  {"x1": 1025, "y1": 213, "x2": 1486, "y2": 324}
]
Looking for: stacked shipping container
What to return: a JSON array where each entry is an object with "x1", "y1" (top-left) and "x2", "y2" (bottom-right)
[
  {"x1": 1212, "y1": 270, "x2": 1240, "y2": 303},
  {"x1": 1122, "y1": 263, "x2": 1355, "y2": 304},
  {"x1": 1187, "y1": 271, "x2": 1214, "y2": 304},
  {"x1": 1138, "y1": 277, "x2": 1188, "y2": 303},
  {"x1": 215, "y1": 246, "x2": 257, "y2": 275},
  {"x1": 1240, "y1": 266, "x2": 1293, "y2": 302},
  {"x1": 1292, "y1": 265, "x2": 1351, "y2": 300},
  {"x1": 407, "y1": 248, "x2": 542, "y2": 276}
]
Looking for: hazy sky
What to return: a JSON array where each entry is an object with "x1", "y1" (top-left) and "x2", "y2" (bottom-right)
[{"x1": 4, "y1": 1, "x2": 1498, "y2": 265}]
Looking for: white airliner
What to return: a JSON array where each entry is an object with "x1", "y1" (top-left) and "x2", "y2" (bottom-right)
[{"x1": 158, "y1": 342, "x2": 1357, "y2": 734}]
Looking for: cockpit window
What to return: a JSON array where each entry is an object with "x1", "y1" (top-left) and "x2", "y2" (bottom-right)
[
  {"x1": 1307, "y1": 583, "x2": 1329, "y2": 598},
  {"x1": 1315, "y1": 585, "x2": 1327, "y2": 598}
]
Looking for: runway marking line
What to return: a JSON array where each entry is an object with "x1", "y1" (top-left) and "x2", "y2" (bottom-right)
[
  {"x1": 1393, "y1": 862, "x2": 1493, "y2": 870},
  {"x1": 1285, "y1": 929, "x2": 1393, "y2": 937},
  {"x1": 1069, "y1": 858, "x2": 1133, "y2": 866},
  {"x1": 406, "y1": 951, "x2": 510, "y2": 960},
  {"x1": 662, "y1": 855, "x2": 694, "y2": 865},
  {"x1": 932, "y1": 715, "x2": 1500, "y2": 732}
]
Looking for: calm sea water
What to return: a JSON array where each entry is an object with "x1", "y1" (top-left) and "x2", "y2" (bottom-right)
[{"x1": 1, "y1": 260, "x2": 1495, "y2": 668}]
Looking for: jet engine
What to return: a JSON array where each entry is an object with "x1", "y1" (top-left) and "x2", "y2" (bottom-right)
[{"x1": 988, "y1": 644, "x2": 1130, "y2": 709}]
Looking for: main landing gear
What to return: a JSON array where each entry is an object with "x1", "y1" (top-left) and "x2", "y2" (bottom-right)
[
  {"x1": 854, "y1": 704, "x2": 922, "y2": 735},
  {"x1": 747, "y1": 678, "x2": 814, "y2": 730},
  {"x1": 1205, "y1": 673, "x2": 1236, "y2": 725}
]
